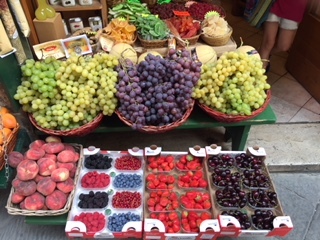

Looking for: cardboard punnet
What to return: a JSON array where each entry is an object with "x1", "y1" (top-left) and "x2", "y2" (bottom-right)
[
  {"x1": 143, "y1": 145, "x2": 221, "y2": 240},
  {"x1": 65, "y1": 146, "x2": 144, "y2": 238},
  {"x1": 205, "y1": 145, "x2": 294, "y2": 238}
]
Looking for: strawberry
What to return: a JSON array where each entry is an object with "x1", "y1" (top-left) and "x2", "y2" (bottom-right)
[
  {"x1": 147, "y1": 198, "x2": 156, "y2": 206},
  {"x1": 186, "y1": 192, "x2": 198, "y2": 199},
  {"x1": 201, "y1": 193, "x2": 210, "y2": 202},
  {"x1": 184, "y1": 224, "x2": 191, "y2": 232},
  {"x1": 157, "y1": 157, "x2": 165, "y2": 164},
  {"x1": 198, "y1": 179, "x2": 208, "y2": 188},
  {"x1": 169, "y1": 192, "x2": 178, "y2": 200},
  {"x1": 194, "y1": 203, "x2": 204, "y2": 209},
  {"x1": 180, "y1": 175, "x2": 190, "y2": 183},
  {"x1": 186, "y1": 161, "x2": 199, "y2": 170},
  {"x1": 189, "y1": 220, "x2": 197, "y2": 228},
  {"x1": 147, "y1": 182, "x2": 156, "y2": 189},
  {"x1": 171, "y1": 200, "x2": 179, "y2": 210},
  {"x1": 203, "y1": 200, "x2": 211, "y2": 209},
  {"x1": 201, "y1": 212, "x2": 212, "y2": 220},
  {"x1": 166, "y1": 175, "x2": 175, "y2": 184},
  {"x1": 188, "y1": 212, "x2": 199, "y2": 220},
  {"x1": 194, "y1": 194, "x2": 203, "y2": 203},
  {"x1": 168, "y1": 212, "x2": 179, "y2": 221},
  {"x1": 148, "y1": 156, "x2": 156, "y2": 163},
  {"x1": 149, "y1": 161, "x2": 158, "y2": 169},
  {"x1": 180, "y1": 156, "x2": 187, "y2": 164},
  {"x1": 161, "y1": 190, "x2": 170, "y2": 198},
  {"x1": 159, "y1": 197, "x2": 169, "y2": 207},
  {"x1": 176, "y1": 162, "x2": 184, "y2": 170},
  {"x1": 155, "y1": 204, "x2": 164, "y2": 211},
  {"x1": 150, "y1": 213, "x2": 157, "y2": 219},
  {"x1": 190, "y1": 180, "x2": 199, "y2": 187},
  {"x1": 165, "y1": 155, "x2": 174, "y2": 163},
  {"x1": 150, "y1": 192, "x2": 158, "y2": 198},
  {"x1": 161, "y1": 162, "x2": 169, "y2": 169},
  {"x1": 157, "y1": 182, "x2": 167, "y2": 189},
  {"x1": 181, "y1": 211, "x2": 188, "y2": 219},
  {"x1": 172, "y1": 223, "x2": 180, "y2": 233},
  {"x1": 196, "y1": 218, "x2": 203, "y2": 227},
  {"x1": 194, "y1": 171, "x2": 203, "y2": 179},
  {"x1": 168, "y1": 162, "x2": 174, "y2": 169},
  {"x1": 187, "y1": 171, "x2": 194, "y2": 177},
  {"x1": 158, "y1": 174, "x2": 167, "y2": 182},
  {"x1": 146, "y1": 173, "x2": 156, "y2": 181},
  {"x1": 158, "y1": 213, "x2": 166, "y2": 221},
  {"x1": 167, "y1": 184, "x2": 174, "y2": 190},
  {"x1": 153, "y1": 178, "x2": 160, "y2": 187}
]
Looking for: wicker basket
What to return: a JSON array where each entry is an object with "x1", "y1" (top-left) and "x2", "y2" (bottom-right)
[
  {"x1": 107, "y1": 0, "x2": 125, "y2": 8},
  {"x1": 0, "y1": 123, "x2": 19, "y2": 171},
  {"x1": 29, "y1": 113, "x2": 104, "y2": 137},
  {"x1": 178, "y1": 34, "x2": 200, "y2": 46},
  {"x1": 6, "y1": 143, "x2": 83, "y2": 216},
  {"x1": 141, "y1": 0, "x2": 157, "y2": 8},
  {"x1": 72, "y1": 27, "x2": 99, "y2": 53},
  {"x1": 197, "y1": 90, "x2": 271, "y2": 123},
  {"x1": 200, "y1": 25, "x2": 233, "y2": 46},
  {"x1": 116, "y1": 100, "x2": 195, "y2": 134},
  {"x1": 138, "y1": 35, "x2": 168, "y2": 48}
]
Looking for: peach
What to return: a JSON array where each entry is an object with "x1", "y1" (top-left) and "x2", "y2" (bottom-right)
[
  {"x1": 29, "y1": 140, "x2": 46, "y2": 149},
  {"x1": 69, "y1": 165, "x2": 77, "y2": 178},
  {"x1": 34, "y1": 174, "x2": 47, "y2": 183},
  {"x1": 64, "y1": 144, "x2": 76, "y2": 152},
  {"x1": 57, "y1": 150, "x2": 76, "y2": 163},
  {"x1": 45, "y1": 190, "x2": 67, "y2": 210},
  {"x1": 8, "y1": 151, "x2": 24, "y2": 168},
  {"x1": 12, "y1": 178, "x2": 22, "y2": 188},
  {"x1": 14, "y1": 180, "x2": 37, "y2": 196},
  {"x1": 37, "y1": 178, "x2": 56, "y2": 196},
  {"x1": 51, "y1": 168, "x2": 69, "y2": 182},
  {"x1": 24, "y1": 192, "x2": 45, "y2": 210},
  {"x1": 43, "y1": 153, "x2": 57, "y2": 162},
  {"x1": 73, "y1": 152, "x2": 80, "y2": 163},
  {"x1": 20, "y1": 200, "x2": 26, "y2": 209},
  {"x1": 56, "y1": 177, "x2": 74, "y2": 194},
  {"x1": 44, "y1": 142, "x2": 65, "y2": 154},
  {"x1": 38, "y1": 158, "x2": 57, "y2": 176},
  {"x1": 25, "y1": 148, "x2": 45, "y2": 161},
  {"x1": 16, "y1": 160, "x2": 39, "y2": 181},
  {"x1": 56, "y1": 162, "x2": 75, "y2": 171},
  {"x1": 11, "y1": 192, "x2": 26, "y2": 204}
]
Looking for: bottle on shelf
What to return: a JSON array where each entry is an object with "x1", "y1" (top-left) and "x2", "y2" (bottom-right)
[{"x1": 35, "y1": 0, "x2": 56, "y2": 20}]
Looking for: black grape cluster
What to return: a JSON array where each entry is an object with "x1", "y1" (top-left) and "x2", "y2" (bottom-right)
[{"x1": 116, "y1": 48, "x2": 202, "y2": 129}]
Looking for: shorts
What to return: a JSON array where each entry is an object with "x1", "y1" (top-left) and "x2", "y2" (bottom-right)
[{"x1": 266, "y1": 13, "x2": 299, "y2": 30}]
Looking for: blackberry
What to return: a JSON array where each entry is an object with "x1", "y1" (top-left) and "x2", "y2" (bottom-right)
[{"x1": 84, "y1": 154, "x2": 113, "y2": 169}]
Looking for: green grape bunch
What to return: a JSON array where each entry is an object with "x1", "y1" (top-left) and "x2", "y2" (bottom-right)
[
  {"x1": 192, "y1": 51, "x2": 271, "y2": 116},
  {"x1": 14, "y1": 53, "x2": 120, "y2": 131}
]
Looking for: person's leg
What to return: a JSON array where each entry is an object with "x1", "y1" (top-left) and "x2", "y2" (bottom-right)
[
  {"x1": 259, "y1": 15, "x2": 280, "y2": 69},
  {"x1": 270, "y1": 18, "x2": 298, "y2": 54}
]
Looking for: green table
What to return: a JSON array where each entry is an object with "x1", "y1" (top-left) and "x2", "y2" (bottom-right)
[
  {"x1": 25, "y1": 105, "x2": 276, "y2": 225},
  {"x1": 64, "y1": 104, "x2": 277, "y2": 152}
]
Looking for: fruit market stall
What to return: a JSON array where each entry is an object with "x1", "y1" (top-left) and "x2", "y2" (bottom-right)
[{"x1": 4, "y1": 140, "x2": 294, "y2": 239}]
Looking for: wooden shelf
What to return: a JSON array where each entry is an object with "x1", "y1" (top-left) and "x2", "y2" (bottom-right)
[{"x1": 52, "y1": 0, "x2": 102, "y2": 12}]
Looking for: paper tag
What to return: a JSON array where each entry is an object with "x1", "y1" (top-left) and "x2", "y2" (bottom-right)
[{"x1": 173, "y1": 11, "x2": 190, "y2": 17}]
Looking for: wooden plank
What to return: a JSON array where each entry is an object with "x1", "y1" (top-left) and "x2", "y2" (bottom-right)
[{"x1": 20, "y1": 0, "x2": 39, "y2": 45}]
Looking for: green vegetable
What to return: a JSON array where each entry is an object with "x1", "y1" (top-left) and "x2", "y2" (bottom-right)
[
  {"x1": 135, "y1": 15, "x2": 170, "y2": 40},
  {"x1": 108, "y1": 1, "x2": 150, "y2": 24}
]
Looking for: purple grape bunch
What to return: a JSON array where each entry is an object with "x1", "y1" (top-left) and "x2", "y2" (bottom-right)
[{"x1": 116, "y1": 49, "x2": 202, "y2": 129}]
